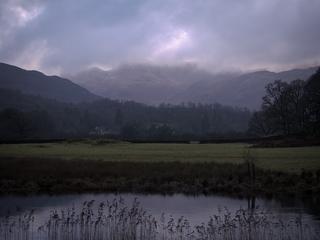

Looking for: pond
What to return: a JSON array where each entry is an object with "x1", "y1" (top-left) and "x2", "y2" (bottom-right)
[{"x1": 1, "y1": 193, "x2": 320, "y2": 239}]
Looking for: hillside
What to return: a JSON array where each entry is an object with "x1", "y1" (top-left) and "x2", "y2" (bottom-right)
[
  {"x1": 0, "y1": 88, "x2": 251, "y2": 140},
  {"x1": 0, "y1": 63, "x2": 100, "y2": 103},
  {"x1": 0, "y1": 88, "x2": 72, "y2": 111},
  {"x1": 71, "y1": 65, "x2": 318, "y2": 109}
]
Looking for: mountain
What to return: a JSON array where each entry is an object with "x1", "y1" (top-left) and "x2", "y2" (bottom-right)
[
  {"x1": 69, "y1": 64, "x2": 234, "y2": 105},
  {"x1": 181, "y1": 67, "x2": 319, "y2": 109},
  {"x1": 70, "y1": 64, "x2": 318, "y2": 109},
  {"x1": 0, "y1": 63, "x2": 100, "y2": 103}
]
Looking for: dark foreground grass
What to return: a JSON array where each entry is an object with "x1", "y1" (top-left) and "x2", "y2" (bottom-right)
[{"x1": 1, "y1": 158, "x2": 320, "y2": 196}]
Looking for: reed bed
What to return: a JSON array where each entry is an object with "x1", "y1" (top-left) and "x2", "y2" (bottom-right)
[{"x1": 0, "y1": 198, "x2": 319, "y2": 240}]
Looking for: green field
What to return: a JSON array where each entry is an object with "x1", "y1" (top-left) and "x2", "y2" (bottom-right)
[{"x1": 0, "y1": 142, "x2": 320, "y2": 172}]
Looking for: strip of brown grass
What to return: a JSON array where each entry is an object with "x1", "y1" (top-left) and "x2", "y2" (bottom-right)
[{"x1": 1, "y1": 157, "x2": 319, "y2": 196}]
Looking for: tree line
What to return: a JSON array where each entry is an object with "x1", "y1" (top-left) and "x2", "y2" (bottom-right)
[
  {"x1": 249, "y1": 68, "x2": 320, "y2": 137},
  {"x1": 0, "y1": 89, "x2": 251, "y2": 140}
]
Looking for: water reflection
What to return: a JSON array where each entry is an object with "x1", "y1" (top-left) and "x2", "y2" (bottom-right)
[
  {"x1": 0, "y1": 193, "x2": 320, "y2": 226},
  {"x1": 1, "y1": 194, "x2": 320, "y2": 240}
]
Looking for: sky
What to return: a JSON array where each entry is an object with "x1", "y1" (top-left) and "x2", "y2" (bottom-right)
[{"x1": 0, "y1": 0, "x2": 319, "y2": 75}]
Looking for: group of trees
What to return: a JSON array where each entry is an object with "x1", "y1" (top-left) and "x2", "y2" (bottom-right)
[
  {"x1": 0, "y1": 89, "x2": 251, "y2": 140},
  {"x1": 249, "y1": 68, "x2": 320, "y2": 137},
  {"x1": 82, "y1": 100, "x2": 251, "y2": 140},
  {"x1": 0, "y1": 108, "x2": 54, "y2": 139}
]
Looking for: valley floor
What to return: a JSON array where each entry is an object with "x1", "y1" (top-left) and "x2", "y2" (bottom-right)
[
  {"x1": 0, "y1": 142, "x2": 320, "y2": 195},
  {"x1": 0, "y1": 141, "x2": 320, "y2": 172}
]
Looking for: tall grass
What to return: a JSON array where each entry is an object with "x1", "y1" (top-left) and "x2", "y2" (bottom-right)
[
  {"x1": 2, "y1": 158, "x2": 320, "y2": 196},
  {"x1": 0, "y1": 198, "x2": 319, "y2": 240}
]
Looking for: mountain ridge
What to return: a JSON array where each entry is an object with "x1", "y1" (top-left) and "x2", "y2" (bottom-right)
[
  {"x1": 0, "y1": 62, "x2": 100, "y2": 103},
  {"x1": 70, "y1": 64, "x2": 318, "y2": 109}
]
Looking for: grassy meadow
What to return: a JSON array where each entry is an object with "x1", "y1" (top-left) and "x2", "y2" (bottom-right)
[
  {"x1": 0, "y1": 141, "x2": 320, "y2": 172},
  {"x1": 0, "y1": 141, "x2": 320, "y2": 195}
]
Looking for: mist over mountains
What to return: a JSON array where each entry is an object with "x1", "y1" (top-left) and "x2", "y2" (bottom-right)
[
  {"x1": 0, "y1": 61, "x2": 317, "y2": 109},
  {"x1": 70, "y1": 64, "x2": 318, "y2": 109}
]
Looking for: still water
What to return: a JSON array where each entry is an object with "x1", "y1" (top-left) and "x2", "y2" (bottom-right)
[
  {"x1": 1, "y1": 193, "x2": 320, "y2": 225},
  {"x1": 1, "y1": 194, "x2": 320, "y2": 239}
]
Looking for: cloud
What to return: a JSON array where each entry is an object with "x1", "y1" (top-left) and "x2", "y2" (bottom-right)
[
  {"x1": 0, "y1": 0, "x2": 319, "y2": 74},
  {"x1": 150, "y1": 28, "x2": 193, "y2": 61},
  {"x1": 0, "y1": 0, "x2": 46, "y2": 69},
  {"x1": 0, "y1": 1, "x2": 43, "y2": 42},
  {"x1": 9, "y1": 3, "x2": 43, "y2": 26}
]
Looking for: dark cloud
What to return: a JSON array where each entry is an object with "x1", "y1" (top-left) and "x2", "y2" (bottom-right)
[{"x1": 0, "y1": 0, "x2": 319, "y2": 75}]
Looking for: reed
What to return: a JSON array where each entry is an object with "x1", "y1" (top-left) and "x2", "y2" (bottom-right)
[{"x1": 0, "y1": 198, "x2": 319, "y2": 240}]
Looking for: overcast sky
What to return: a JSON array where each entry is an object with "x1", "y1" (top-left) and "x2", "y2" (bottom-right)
[{"x1": 0, "y1": 0, "x2": 319, "y2": 75}]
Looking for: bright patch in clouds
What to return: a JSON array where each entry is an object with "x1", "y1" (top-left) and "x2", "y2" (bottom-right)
[
  {"x1": 10, "y1": 5, "x2": 43, "y2": 26},
  {"x1": 151, "y1": 29, "x2": 192, "y2": 60}
]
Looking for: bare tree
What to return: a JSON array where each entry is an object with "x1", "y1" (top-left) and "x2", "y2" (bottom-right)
[
  {"x1": 262, "y1": 80, "x2": 292, "y2": 135},
  {"x1": 248, "y1": 111, "x2": 275, "y2": 136}
]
